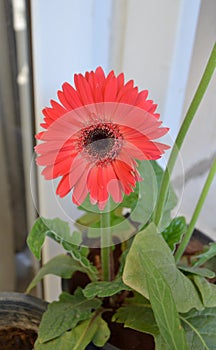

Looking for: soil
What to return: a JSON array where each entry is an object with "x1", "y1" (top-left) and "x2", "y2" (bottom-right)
[
  {"x1": 104, "y1": 312, "x2": 155, "y2": 350},
  {"x1": 0, "y1": 327, "x2": 37, "y2": 350}
]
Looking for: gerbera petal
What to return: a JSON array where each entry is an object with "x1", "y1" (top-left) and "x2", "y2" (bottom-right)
[
  {"x1": 112, "y1": 160, "x2": 136, "y2": 194},
  {"x1": 57, "y1": 90, "x2": 72, "y2": 110},
  {"x1": 105, "y1": 164, "x2": 122, "y2": 203},
  {"x1": 104, "y1": 76, "x2": 118, "y2": 102},
  {"x1": 74, "y1": 74, "x2": 95, "y2": 105},
  {"x1": 50, "y1": 99, "x2": 67, "y2": 113},
  {"x1": 62, "y1": 82, "x2": 83, "y2": 109},
  {"x1": 68, "y1": 155, "x2": 90, "y2": 188},
  {"x1": 97, "y1": 166, "x2": 109, "y2": 203},
  {"x1": 116, "y1": 80, "x2": 134, "y2": 101},
  {"x1": 117, "y1": 72, "x2": 124, "y2": 90},
  {"x1": 94, "y1": 66, "x2": 105, "y2": 85},
  {"x1": 88, "y1": 166, "x2": 99, "y2": 203},
  {"x1": 72, "y1": 170, "x2": 89, "y2": 206},
  {"x1": 56, "y1": 174, "x2": 71, "y2": 197}
]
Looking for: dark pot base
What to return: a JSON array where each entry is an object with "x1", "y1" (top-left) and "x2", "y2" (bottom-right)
[
  {"x1": 0, "y1": 327, "x2": 37, "y2": 350},
  {"x1": 0, "y1": 292, "x2": 47, "y2": 350}
]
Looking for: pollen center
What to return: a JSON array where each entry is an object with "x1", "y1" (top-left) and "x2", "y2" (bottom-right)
[{"x1": 79, "y1": 122, "x2": 123, "y2": 164}]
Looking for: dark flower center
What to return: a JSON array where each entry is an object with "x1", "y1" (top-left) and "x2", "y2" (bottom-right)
[
  {"x1": 86, "y1": 129, "x2": 115, "y2": 155},
  {"x1": 79, "y1": 122, "x2": 123, "y2": 164}
]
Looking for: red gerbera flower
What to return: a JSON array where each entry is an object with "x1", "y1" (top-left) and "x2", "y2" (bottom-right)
[{"x1": 35, "y1": 67, "x2": 169, "y2": 210}]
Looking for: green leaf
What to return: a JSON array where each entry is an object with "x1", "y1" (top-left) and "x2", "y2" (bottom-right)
[
  {"x1": 27, "y1": 218, "x2": 48, "y2": 259},
  {"x1": 92, "y1": 317, "x2": 110, "y2": 347},
  {"x1": 35, "y1": 316, "x2": 107, "y2": 350},
  {"x1": 144, "y1": 255, "x2": 189, "y2": 350},
  {"x1": 193, "y1": 243, "x2": 216, "y2": 267},
  {"x1": 26, "y1": 254, "x2": 98, "y2": 293},
  {"x1": 179, "y1": 265, "x2": 215, "y2": 279},
  {"x1": 162, "y1": 216, "x2": 187, "y2": 251},
  {"x1": 27, "y1": 217, "x2": 98, "y2": 281},
  {"x1": 37, "y1": 289, "x2": 101, "y2": 343},
  {"x1": 83, "y1": 278, "x2": 131, "y2": 299},
  {"x1": 76, "y1": 212, "x2": 100, "y2": 227},
  {"x1": 129, "y1": 160, "x2": 158, "y2": 228},
  {"x1": 62, "y1": 245, "x2": 98, "y2": 282},
  {"x1": 120, "y1": 160, "x2": 177, "y2": 231},
  {"x1": 193, "y1": 276, "x2": 216, "y2": 308},
  {"x1": 114, "y1": 293, "x2": 189, "y2": 350},
  {"x1": 114, "y1": 293, "x2": 216, "y2": 349},
  {"x1": 123, "y1": 223, "x2": 203, "y2": 313},
  {"x1": 181, "y1": 307, "x2": 216, "y2": 349},
  {"x1": 42, "y1": 218, "x2": 82, "y2": 246},
  {"x1": 113, "y1": 293, "x2": 159, "y2": 336},
  {"x1": 27, "y1": 217, "x2": 82, "y2": 260},
  {"x1": 156, "y1": 307, "x2": 216, "y2": 350}
]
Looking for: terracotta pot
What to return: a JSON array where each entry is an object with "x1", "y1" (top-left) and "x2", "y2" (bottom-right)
[{"x1": 0, "y1": 292, "x2": 47, "y2": 350}]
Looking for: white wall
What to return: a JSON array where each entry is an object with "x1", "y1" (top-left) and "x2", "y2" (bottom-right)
[
  {"x1": 174, "y1": 0, "x2": 216, "y2": 239},
  {"x1": 31, "y1": 0, "x2": 113, "y2": 300}
]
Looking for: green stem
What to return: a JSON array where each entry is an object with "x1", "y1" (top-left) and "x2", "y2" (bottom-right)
[
  {"x1": 175, "y1": 159, "x2": 216, "y2": 263},
  {"x1": 153, "y1": 43, "x2": 216, "y2": 227},
  {"x1": 100, "y1": 210, "x2": 112, "y2": 281}
]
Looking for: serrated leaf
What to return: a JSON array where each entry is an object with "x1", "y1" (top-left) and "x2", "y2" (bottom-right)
[
  {"x1": 162, "y1": 216, "x2": 187, "y2": 251},
  {"x1": 113, "y1": 293, "x2": 159, "y2": 336},
  {"x1": 27, "y1": 217, "x2": 82, "y2": 260},
  {"x1": 181, "y1": 307, "x2": 216, "y2": 349},
  {"x1": 193, "y1": 243, "x2": 216, "y2": 267},
  {"x1": 92, "y1": 317, "x2": 110, "y2": 347},
  {"x1": 193, "y1": 276, "x2": 216, "y2": 308},
  {"x1": 42, "y1": 218, "x2": 82, "y2": 246},
  {"x1": 27, "y1": 218, "x2": 49, "y2": 259},
  {"x1": 83, "y1": 278, "x2": 131, "y2": 299},
  {"x1": 26, "y1": 254, "x2": 98, "y2": 293},
  {"x1": 37, "y1": 290, "x2": 101, "y2": 343},
  {"x1": 27, "y1": 217, "x2": 98, "y2": 282},
  {"x1": 179, "y1": 265, "x2": 215, "y2": 279},
  {"x1": 144, "y1": 255, "x2": 189, "y2": 350},
  {"x1": 35, "y1": 316, "x2": 105, "y2": 350},
  {"x1": 61, "y1": 243, "x2": 98, "y2": 282},
  {"x1": 123, "y1": 223, "x2": 203, "y2": 313}
]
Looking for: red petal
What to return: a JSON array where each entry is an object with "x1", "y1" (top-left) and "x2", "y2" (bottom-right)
[
  {"x1": 62, "y1": 82, "x2": 83, "y2": 109},
  {"x1": 74, "y1": 74, "x2": 95, "y2": 105},
  {"x1": 57, "y1": 90, "x2": 72, "y2": 110},
  {"x1": 72, "y1": 170, "x2": 89, "y2": 206},
  {"x1": 104, "y1": 76, "x2": 118, "y2": 102},
  {"x1": 56, "y1": 174, "x2": 71, "y2": 197},
  {"x1": 105, "y1": 163, "x2": 122, "y2": 203}
]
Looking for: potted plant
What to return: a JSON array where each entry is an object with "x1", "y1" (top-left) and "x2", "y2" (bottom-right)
[{"x1": 26, "y1": 44, "x2": 216, "y2": 349}]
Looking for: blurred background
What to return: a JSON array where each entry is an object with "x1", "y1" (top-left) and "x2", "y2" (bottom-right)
[{"x1": 0, "y1": 0, "x2": 215, "y2": 301}]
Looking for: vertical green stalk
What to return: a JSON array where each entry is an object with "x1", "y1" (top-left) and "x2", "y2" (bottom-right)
[
  {"x1": 100, "y1": 210, "x2": 112, "y2": 281},
  {"x1": 153, "y1": 43, "x2": 216, "y2": 227},
  {"x1": 175, "y1": 159, "x2": 216, "y2": 263}
]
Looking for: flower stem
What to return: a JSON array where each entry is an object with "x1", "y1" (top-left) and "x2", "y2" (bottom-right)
[
  {"x1": 153, "y1": 43, "x2": 216, "y2": 228},
  {"x1": 100, "y1": 210, "x2": 112, "y2": 281},
  {"x1": 175, "y1": 159, "x2": 216, "y2": 263}
]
